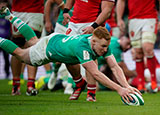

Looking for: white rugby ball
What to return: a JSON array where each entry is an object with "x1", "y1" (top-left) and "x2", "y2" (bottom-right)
[{"x1": 121, "y1": 92, "x2": 144, "y2": 106}]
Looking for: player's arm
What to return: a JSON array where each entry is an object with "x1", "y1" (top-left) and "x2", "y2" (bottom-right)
[
  {"x1": 82, "y1": 60, "x2": 133, "y2": 97},
  {"x1": 44, "y1": 0, "x2": 64, "y2": 33},
  {"x1": 62, "y1": 0, "x2": 75, "y2": 25},
  {"x1": 82, "y1": 0, "x2": 114, "y2": 34},
  {"x1": 116, "y1": 0, "x2": 126, "y2": 33},
  {"x1": 118, "y1": 61, "x2": 137, "y2": 78},
  {"x1": 105, "y1": 55, "x2": 130, "y2": 88},
  {"x1": 94, "y1": 0, "x2": 114, "y2": 27}
]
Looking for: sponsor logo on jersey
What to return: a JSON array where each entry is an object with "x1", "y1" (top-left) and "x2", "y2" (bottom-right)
[
  {"x1": 48, "y1": 51, "x2": 52, "y2": 56},
  {"x1": 83, "y1": 50, "x2": 90, "y2": 60},
  {"x1": 81, "y1": 0, "x2": 88, "y2": 3}
]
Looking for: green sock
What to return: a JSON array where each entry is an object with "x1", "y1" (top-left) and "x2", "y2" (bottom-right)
[
  {"x1": 68, "y1": 77, "x2": 76, "y2": 88},
  {"x1": 0, "y1": 37, "x2": 18, "y2": 54},
  {"x1": 44, "y1": 77, "x2": 50, "y2": 84},
  {"x1": 20, "y1": 73, "x2": 24, "y2": 79},
  {"x1": 52, "y1": 63, "x2": 61, "y2": 73},
  {"x1": 7, "y1": 16, "x2": 36, "y2": 41},
  {"x1": 46, "y1": 70, "x2": 52, "y2": 77}
]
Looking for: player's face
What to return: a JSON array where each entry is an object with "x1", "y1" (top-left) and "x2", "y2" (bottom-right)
[
  {"x1": 121, "y1": 37, "x2": 131, "y2": 52},
  {"x1": 92, "y1": 38, "x2": 110, "y2": 56}
]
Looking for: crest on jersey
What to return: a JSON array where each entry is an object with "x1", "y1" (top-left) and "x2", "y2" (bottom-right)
[{"x1": 83, "y1": 50, "x2": 90, "y2": 60}]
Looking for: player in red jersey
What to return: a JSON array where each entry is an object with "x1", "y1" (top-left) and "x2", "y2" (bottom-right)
[
  {"x1": 62, "y1": 0, "x2": 115, "y2": 101},
  {"x1": 11, "y1": 0, "x2": 51, "y2": 96},
  {"x1": 117, "y1": 0, "x2": 159, "y2": 93}
]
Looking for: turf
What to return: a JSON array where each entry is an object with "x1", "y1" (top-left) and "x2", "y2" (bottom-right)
[{"x1": 0, "y1": 80, "x2": 160, "y2": 115}]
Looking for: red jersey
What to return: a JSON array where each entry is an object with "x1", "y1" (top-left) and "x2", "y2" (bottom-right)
[
  {"x1": 128, "y1": 0, "x2": 158, "y2": 19},
  {"x1": 70, "y1": 0, "x2": 115, "y2": 23},
  {"x1": 12, "y1": 0, "x2": 44, "y2": 13}
]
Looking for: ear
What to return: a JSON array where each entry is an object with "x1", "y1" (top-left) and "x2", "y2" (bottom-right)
[{"x1": 92, "y1": 39, "x2": 96, "y2": 45}]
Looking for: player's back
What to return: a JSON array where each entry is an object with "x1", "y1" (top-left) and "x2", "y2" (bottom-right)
[
  {"x1": 46, "y1": 33, "x2": 92, "y2": 64},
  {"x1": 70, "y1": 0, "x2": 101, "y2": 23},
  {"x1": 128, "y1": 0, "x2": 157, "y2": 19},
  {"x1": 12, "y1": 0, "x2": 44, "y2": 13}
]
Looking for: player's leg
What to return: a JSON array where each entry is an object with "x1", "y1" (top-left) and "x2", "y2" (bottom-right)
[
  {"x1": 47, "y1": 62, "x2": 61, "y2": 90},
  {"x1": 0, "y1": 7, "x2": 39, "y2": 45},
  {"x1": 129, "y1": 19, "x2": 146, "y2": 93},
  {"x1": 142, "y1": 27, "x2": 158, "y2": 93},
  {"x1": 85, "y1": 71, "x2": 96, "y2": 102},
  {"x1": 66, "y1": 64, "x2": 87, "y2": 100}
]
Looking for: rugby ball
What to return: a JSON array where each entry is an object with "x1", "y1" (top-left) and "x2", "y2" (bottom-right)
[{"x1": 121, "y1": 92, "x2": 144, "y2": 106}]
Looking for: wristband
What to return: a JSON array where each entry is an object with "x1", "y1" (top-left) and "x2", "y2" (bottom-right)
[
  {"x1": 63, "y1": 8, "x2": 70, "y2": 14},
  {"x1": 91, "y1": 22, "x2": 99, "y2": 29}
]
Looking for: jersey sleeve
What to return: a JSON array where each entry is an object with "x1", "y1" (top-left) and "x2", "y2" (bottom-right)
[{"x1": 75, "y1": 47, "x2": 94, "y2": 64}]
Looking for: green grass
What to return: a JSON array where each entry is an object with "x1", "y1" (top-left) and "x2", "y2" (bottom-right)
[{"x1": 0, "y1": 80, "x2": 160, "y2": 115}]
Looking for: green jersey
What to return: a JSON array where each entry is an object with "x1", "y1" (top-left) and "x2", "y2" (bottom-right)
[
  {"x1": 57, "y1": 0, "x2": 73, "y2": 27},
  {"x1": 46, "y1": 34, "x2": 112, "y2": 64},
  {"x1": 98, "y1": 37, "x2": 123, "y2": 68}
]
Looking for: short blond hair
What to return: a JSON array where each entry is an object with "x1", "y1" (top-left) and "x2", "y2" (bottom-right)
[{"x1": 93, "y1": 26, "x2": 111, "y2": 40}]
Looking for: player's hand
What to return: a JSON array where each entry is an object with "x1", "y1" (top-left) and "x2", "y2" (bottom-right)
[
  {"x1": 45, "y1": 21, "x2": 54, "y2": 33},
  {"x1": 63, "y1": 13, "x2": 70, "y2": 26},
  {"x1": 117, "y1": 87, "x2": 133, "y2": 103},
  {"x1": 126, "y1": 86, "x2": 142, "y2": 95},
  {"x1": 117, "y1": 19, "x2": 125, "y2": 35},
  {"x1": 82, "y1": 26, "x2": 94, "y2": 34}
]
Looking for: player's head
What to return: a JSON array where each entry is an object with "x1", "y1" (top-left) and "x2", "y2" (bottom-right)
[
  {"x1": 91, "y1": 26, "x2": 111, "y2": 56},
  {"x1": 119, "y1": 36, "x2": 131, "y2": 52}
]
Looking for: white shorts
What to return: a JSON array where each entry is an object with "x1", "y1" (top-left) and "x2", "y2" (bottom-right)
[
  {"x1": 29, "y1": 33, "x2": 60, "y2": 66},
  {"x1": 12, "y1": 12, "x2": 44, "y2": 36},
  {"x1": 54, "y1": 22, "x2": 67, "y2": 34},
  {"x1": 66, "y1": 22, "x2": 93, "y2": 36},
  {"x1": 129, "y1": 18, "x2": 157, "y2": 48},
  {"x1": 29, "y1": 36, "x2": 50, "y2": 66}
]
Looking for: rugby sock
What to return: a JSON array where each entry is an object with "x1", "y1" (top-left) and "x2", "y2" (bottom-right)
[
  {"x1": 73, "y1": 75, "x2": 86, "y2": 88},
  {"x1": 154, "y1": 56, "x2": 159, "y2": 65},
  {"x1": 6, "y1": 15, "x2": 36, "y2": 41},
  {"x1": 46, "y1": 70, "x2": 52, "y2": 77},
  {"x1": 68, "y1": 77, "x2": 76, "y2": 88},
  {"x1": 27, "y1": 78, "x2": 35, "y2": 88},
  {"x1": 87, "y1": 84, "x2": 96, "y2": 95},
  {"x1": 52, "y1": 63, "x2": 61, "y2": 74},
  {"x1": 147, "y1": 56, "x2": 157, "y2": 88},
  {"x1": 136, "y1": 59, "x2": 145, "y2": 88},
  {"x1": 0, "y1": 37, "x2": 18, "y2": 54},
  {"x1": 13, "y1": 78, "x2": 20, "y2": 87},
  {"x1": 20, "y1": 73, "x2": 24, "y2": 79}
]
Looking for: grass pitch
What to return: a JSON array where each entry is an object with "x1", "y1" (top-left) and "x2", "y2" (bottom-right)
[{"x1": 0, "y1": 80, "x2": 160, "y2": 115}]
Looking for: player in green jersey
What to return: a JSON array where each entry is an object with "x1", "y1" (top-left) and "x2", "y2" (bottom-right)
[{"x1": 0, "y1": 7, "x2": 141, "y2": 103}]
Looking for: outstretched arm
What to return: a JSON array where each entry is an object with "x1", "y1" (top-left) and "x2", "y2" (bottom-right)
[{"x1": 82, "y1": 60, "x2": 139, "y2": 101}]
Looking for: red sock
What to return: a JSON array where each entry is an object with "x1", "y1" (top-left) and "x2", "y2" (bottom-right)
[
  {"x1": 154, "y1": 56, "x2": 159, "y2": 65},
  {"x1": 87, "y1": 84, "x2": 96, "y2": 95},
  {"x1": 136, "y1": 59, "x2": 145, "y2": 87},
  {"x1": 73, "y1": 75, "x2": 85, "y2": 88},
  {"x1": 13, "y1": 78, "x2": 20, "y2": 86},
  {"x1": 147, "y1": 56, "x2": 157, "y2": 83},
  {"x1": 27, "y1": 78, "x2": 35, "y2": 88}
]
